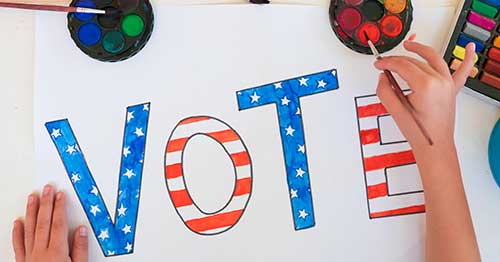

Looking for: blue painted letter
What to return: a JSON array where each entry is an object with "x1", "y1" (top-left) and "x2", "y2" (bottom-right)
[
  {"x1": 45, "y1": 103, "x2": 150, "y2": 257},
  {"x1": 236, "y1": 69, "x2": 339, "y2": 230}
]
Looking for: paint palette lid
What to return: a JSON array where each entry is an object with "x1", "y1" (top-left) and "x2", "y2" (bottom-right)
[{"x1": 490, "y1": 118, "x2": 500, "y2": 187}]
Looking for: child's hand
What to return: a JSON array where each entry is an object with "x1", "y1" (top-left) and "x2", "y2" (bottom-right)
[
  {"x1": 12, "y1": 184, "x2": 88, "y2": 262},
  {"x1": 374, "y1": 40, "x2": 476, "y2": 152}
]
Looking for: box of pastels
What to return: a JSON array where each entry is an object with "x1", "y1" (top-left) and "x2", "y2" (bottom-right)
[{"x1": 444, "y1": 0, "x2": 500, "y2": 104}]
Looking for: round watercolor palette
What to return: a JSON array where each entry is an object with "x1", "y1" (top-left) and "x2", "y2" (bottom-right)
[
  {"x1": 67, "y1": 0, "x2": 154, "y2": 62},
  {"x1": 329, "y1": 0, "x2": 413, "y2": 55}
]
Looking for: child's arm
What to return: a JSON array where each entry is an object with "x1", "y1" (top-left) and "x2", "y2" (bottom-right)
[{"x1": 374, "y1": 40, "x2": 481, "y2": 262}]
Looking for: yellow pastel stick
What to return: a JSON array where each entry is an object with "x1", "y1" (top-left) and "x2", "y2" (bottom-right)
[{"x1": 453, "y1": 45, "x2": 478, "y2": 63}]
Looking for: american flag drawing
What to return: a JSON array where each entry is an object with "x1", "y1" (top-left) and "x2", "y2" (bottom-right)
[
  {"x1": 164, "y1": 116, "x2": 253, "y2": 235},
  {"x1": 355, "y1": 94, "x2": 425, "y2": 219}
]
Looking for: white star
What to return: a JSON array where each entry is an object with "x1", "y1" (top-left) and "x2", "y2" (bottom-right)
[
  {"x1": 295, "y1": 108, "x2": 301, "y2": 115},
  {"x1": 90, "y1": 205, "x2": 101, "y2": 216},
  {"x1": 134, "y1": 128, "x2": 144, "y2": 137},
  {"x1": 71, "y1": 173, "x2": 80, "y2": 183},
  {"x1": 123, "y1": 147, "x2": 131, "y2": 157},
  {"x1": 66, "y1": 145, "x2": 77, "y2": 155},
  {"x1": 296, "y1": 168, "x2": 306, "y2": 178},
  {"x1": 123, "y1": 169, "x2": 135, "y2": 179},
  {"x1": 274, "y1": 82, "x2": 282, "y2": 89},
  {"x1": 127, "y1": 111, "x2": 134, "y2": 123},
  {"x1": 317, "y1": 79, "x2": 327, "y2": 88},
  {"x1": 122, "y1": 224, "x2": 132, "y2": 234},
  {"x1": 285, "y1": 126, "x2": 295, "y2": 136},
  {"x1": 281, "y1": 96, "x2": 290, "y2": 106},
  {"x1": 331, "y1": 70, "x2": 337, "y2": 76},
  {"x1": 51, "y1": 129, "x2": 61, "y2": 138},
  {"x1": 250, "y1": 92, "x2": 260, "y2": 103},
  {"x1": 98, "y1": 229, "x2": 109, "y2": 240},
  {"x1": 298, "y1": 145, "x2": 305, "y2": 154},
  {"x1": 91, "y1": 186, "x2": 99, "y2": 196},
  {"x1": 298, "y1": 209, "x2": 308, "y2": 219},
  {"x1": 143, "y1": 104, "x2": 149, "y2": 111},
  {"x1": 290, "y1": 189, "x2": 298, "y2": 198},
  {"x1": 299, "y1": 77, "x2": 309, "y2": 86},
  {"x1": 125, "y1": 242, "x2": 133, "y2": 253},
  {"x1": 107, "y1": 250, "x2": 115, "y2": 256},
  {"x1": 117, "y1": 204, "x2": 127, "y2": 216}
]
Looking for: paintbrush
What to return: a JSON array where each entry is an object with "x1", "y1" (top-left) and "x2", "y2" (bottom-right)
[
  {"x1": 0, "y1": 2, "x2": 105, "y2": 14},
  {"x1": 363, "y1": 31, "x2": 434, "y2": 146}
]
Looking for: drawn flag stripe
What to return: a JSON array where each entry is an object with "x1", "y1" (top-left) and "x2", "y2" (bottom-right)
[
  {"x1": 357, "y1": 103, "x2": 388, "y2": 118},
  {"x1": 179, "y1": 116, "x2": 211, "y2": 125},
  {"x1": 363, "y1": 150, "x2": 415, "y2": 172},
  {"x1": 170, "y1": 189, "x2": 193, "y2": 208},
  {"x1": 185, "y1": 209, "x2": 244, "y2": 233},
  {"x1": 367, "y1": 182, "x2": 388, "y2": 199},
  {"x1": 208, "y1": 129, "x2": 240, "y2": 143},
  {"x1": 165, "y1": 163, "x2": 183, "y2": 179},
  {"x1": 360, "y1": 128, "x2": 380, "y2": 145},
  {"x1": 166, "y1": 137, "x2": 189, "y2": 153},
  {"x1": 370, "y1": 204, "x2": 425, "y2": 218},
  {"x1": 233, "y1": 177, "x2": 252, "y2": 196},
  {"x1": 231, "y1": 151, "x2": 251, "y2": 167}
]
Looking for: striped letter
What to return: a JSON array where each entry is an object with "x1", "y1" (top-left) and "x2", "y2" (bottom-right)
[
  {"x1": 165, "y1": 116, "x2": 253, "y2": 235},
  {"x1": 355, "y1": 94, "x2": 425, "y2": 219},
  {"x1": 45, "y1": 103, "x2": 150, "y2": 257},
  {"x1": 236, "y1": 69, "x2": 339, "y2": 230}
]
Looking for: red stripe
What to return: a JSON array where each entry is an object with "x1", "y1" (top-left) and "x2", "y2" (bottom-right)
[
  {"x1": 165, "y1": 163, "x2": 183, "y2": 179},
  {"x1": 367, "y1": 182, "x2": 388, "y2": 199},
  {"x1": 179, "y1": 117, "x2": 211, "y2": 125},
  {"x1": 233, "y1": 177, "x2": 252, "y2": 196},
  {"x1": 370, "y1": 204, "x2": 425, "y2": 218},
  {"x1": 231, "y1": 152, "x2": 250, "y2": 166},
  {"x1": 364, "y1": 150, "x2": 415, "y2": 172},
  {"x1": 358, "y1": 103, "x2": 388, "y2": 118},
  {"x1": 166, "y1": 137, "x2": 189, "y2": 153},
  {"x1": 360, "y1": 128, "x2": 380, "y2": 145},
  {"x1": 170, "y1": 189, "x2": 193, "y2": 208},
  {"x1": 208, "y1": 129, "x2": 240, "y2": 143},
  {"x1": 186, "y1": 210, "x2": 243, "y2": 232}
]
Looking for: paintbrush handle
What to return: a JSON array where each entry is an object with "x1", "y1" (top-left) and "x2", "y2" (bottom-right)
[{"x1": 0, "y1": 2, "x2": 104, "y2": 14}]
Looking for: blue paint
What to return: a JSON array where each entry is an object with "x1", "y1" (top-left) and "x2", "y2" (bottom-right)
[
  {"x1": 457, "y1": 34, "x2": 485, "y2": 52},
  {"x1": 236, "y1": 69, "x2": 339, "y2": 230},
  {"x1": 45, "y1": 103, "x2": 150, "y2": 257},
  {"x1": 489, "y1": 119, "x2": 500, "y2": 188},
  {"x1": 78, "y1": 23, "x2": 101, "y2": 46},
  {"x1": 74, "y1": 0, "x2": 96, "y2": 21}
]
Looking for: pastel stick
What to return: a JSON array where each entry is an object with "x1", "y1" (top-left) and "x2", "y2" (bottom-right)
[{"x1": 463, "y1": 22, "x2": 491, "y2": 42}]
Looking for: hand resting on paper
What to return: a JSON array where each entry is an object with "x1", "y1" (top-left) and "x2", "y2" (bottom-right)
[
  {"x1": 374, "y1": 39, "x2": 481, "y2": 262},
  {"x1": 12, "y1": 184, "x2": 88, "y2": 262}
]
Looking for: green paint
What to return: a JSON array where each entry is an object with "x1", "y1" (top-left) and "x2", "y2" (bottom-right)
[
  {"x1": 122, "y1": 14, "x2": 144, "y2": 37},
  {"x1": 472, "y1": 0, "x2": 498, "y2": 19},
  {"x1": 102, "y1": 31, "x2": 125, "y2": 54}
]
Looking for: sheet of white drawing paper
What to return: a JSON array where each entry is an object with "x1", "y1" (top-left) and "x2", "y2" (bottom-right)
[{"x1": 33, "y1": 4, "x2": 498, "y2": 261}]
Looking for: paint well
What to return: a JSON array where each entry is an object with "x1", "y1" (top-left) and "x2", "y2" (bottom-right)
[
  {"x1": 98, "y1": 7, "x2": 121, "y2": 28},
  {"x1": 358, "y1": 22, "x2": 381, "y2": 44},
  {"x1": 122, "y1": 14, "x2": 145, "y2": 37},
  {"x1": 75, "y1": 0, "x2": 96, "y2": 21},
  {"x1": 102, "y1": 31, "x2": 125, "y2": 54},
  {"x1": 360, "y1": 0, "x2": 384, "y2": 21},
  {"x1": 384, "y1": 0, "x2": 407, "y2": 14},
  {"x1": 78, "y1": 23, "x2": 101, "y2": 46},
  {"x1": 345, "y1": 0, "x2": 364, "y2": 6},
  {"x1": 338, "y1": 8, "x2": 362, "y2": 31},
  {"x1": 380, "y1": 15, "x2": 403, "y2": 37}
]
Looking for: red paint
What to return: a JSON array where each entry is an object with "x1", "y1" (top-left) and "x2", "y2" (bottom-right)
[
  {"x1": 170, "y1": 189, "x2": 193, "y2": 207},
  {"x1": 370, "y1": 204, "x2": 426, "y2": 218},
  {"x1": 165, "y1": 163, "x2": 183, "y2": 179},
  {"x1": 358, "y1": 22, "x2": 381, "y2": 45},
  {"x1": 233, "y1": 177, "x2": 252, "y2": 196},
  {"x1": 380, "y1": 15, "x2": 403, "y2": 37},
  {"x1": 179, "y1": 116, "x2": 211, "y2": 125},
  {"x1": 364, "y1": 150, "x2": 415, "y2": 172},
  {"x1": 166, "y1": 137, "x2": 189, "y2": 152},
  {"x1": 208, "y1": 129, "x2": 240, "y2": 143},
  {"x1": 408, "y1": 33, "x2": 416, "y2": 41},
  {"x1": 186, "y1": 209, "x2": 244, "y2": 232},
  {"x1": 338, "y1": 7, "x2": 362, "y2": 31},
  {"x1": 231, "y1": 151, "x2": 251, "y2": 166},
  {"x1": 488, "y1": 47, "x2": 500, "y2": 62},
  {"x1": 357, "y1": 103, "x2": 388, "y2": 118},
  {"x1": 367, "y1": 182, "x2": 388, "y2": 199},
  {"x1": 360, "y1": 128, "x2": 380, "y2": 145}
]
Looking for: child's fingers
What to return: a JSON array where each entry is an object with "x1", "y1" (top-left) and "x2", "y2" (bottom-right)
[
  {"x1": 12, "y1": 219, "x2": 26, "y2": 262},
  {"x1": 34, "y1": 184, "x2": 55, "y2": 249},
  {"x1": 374, "y1": 56, "x2": 430, "y2": 88},
  {"x1": 403, "y1": 40, "x2": 449, "y2": 76},
  {"x1": 71, "y1": 226, "x2": 89, "y2": 262},
  {"x1": 452, "y1": 42, "x2": 476, "y2": 93},
  {"x1": 24, "y1": 193, "x2": 39, "y2": 252},
  {"x1": 49, "y1": 192, "x2": 69, "y2": 252}
]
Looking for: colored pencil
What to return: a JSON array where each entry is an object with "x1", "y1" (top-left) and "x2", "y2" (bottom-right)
[{"x1": 0, "y1": 2, "x2": 105, "y2": 14}]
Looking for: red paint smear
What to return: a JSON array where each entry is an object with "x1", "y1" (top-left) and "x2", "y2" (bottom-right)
[
  {"x1": 364, "y1": 150, "x2": 415, "y2": 172},
  {"x1": 186, "y1": 209, "x2": 243, "y2": 232},
  {"x1": 357, "y1": 103, "x2": 388, "y2": 118},
  {"x1": 234, "y1": 177, "x2": 252, "y2": 196},
  {"x1": 231, "y1": 151, "x2": 251, "y2": 167},
  {"x1": 358, "y1": 22, "x2": 381, "y2": 45},
  {"x1": 170, "y1": 189, "x2": 193, "y2": 208},
  {"x1": 367, "y1": 182, "x2": 388, "y2": 199},
  {"x1": 380, "y1": 15, "x2": 403, "y2": 38},
  {"x1": 370, "y1": 205, "x2": 426, "y2": 218},
  {"x1": 360, "y1": 128, "x2": 380, "y2": 145},
  {"x1": 165, "y1": 163, "x2": 183, "y2": 179},
  {"x1": 338, "y1": 7, "x2": 362, "y2": 31},
  {"x1": 179, "y1": 117, "x2": 211, "y2": 125}
]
